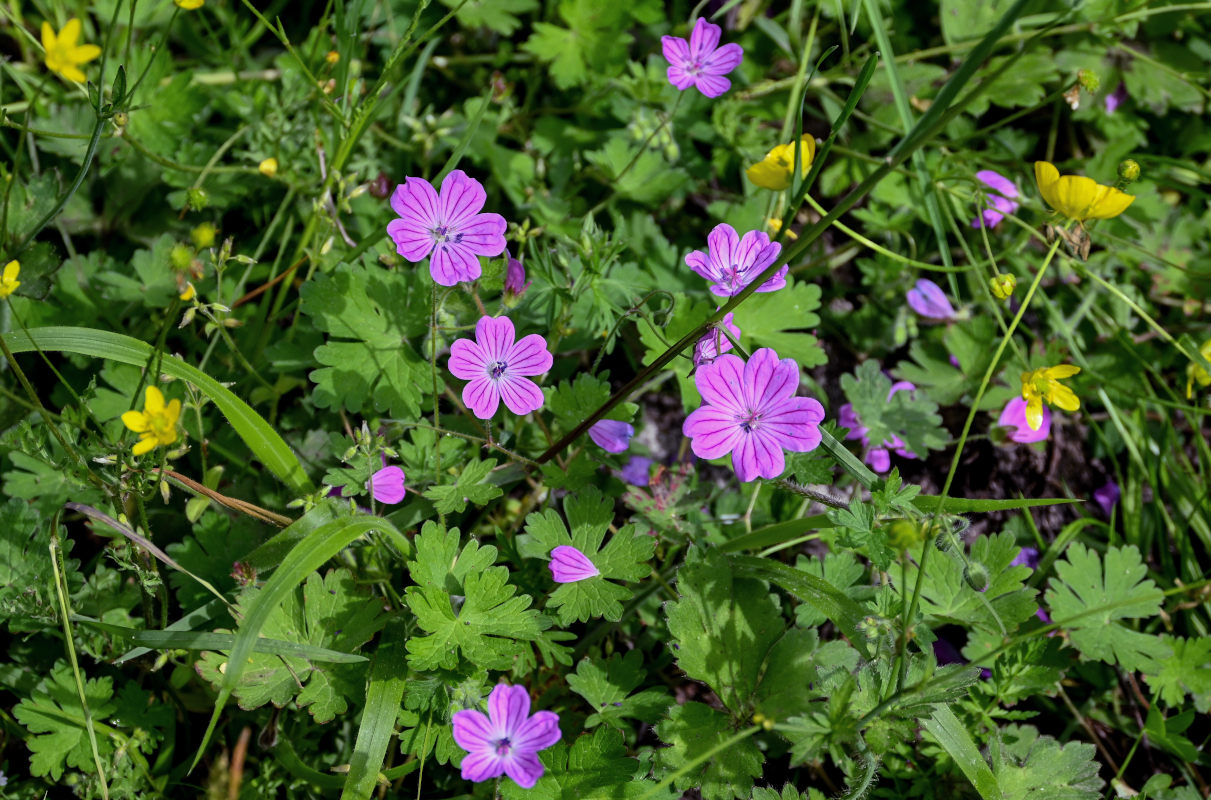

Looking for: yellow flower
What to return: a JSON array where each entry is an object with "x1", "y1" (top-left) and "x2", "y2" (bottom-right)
[
  {"x1": 1186, "y1": 338, "x2": 1211, "y2": 399},
  {"x1": 989, "y1": 273, "x2": 1016, "y2": 300},
  {"x1": 1033, "y1": 161, "x2": 1134, "y2": 222},
  {"x1": 121, "y1": 386, "x2": 182, "y2": 456},
  {"x1": 746, "y1": 135, "x2": 816, "y2": 191},
  {"x1": 259, "y1": 157, "x2": 279, "y2": 178},
  {"x1": 41, "y1": 19, "x2": 101, "y2": 84},
  {"x1": 326, "y1": 50, "x2": 340, "y2": 64},
  {"x1": 1020, "y1": 364, "x2": 1081, "y2": 431},
  {"x1": 765, "y1": 217, "x2": 798, "y2": 240},
  {"x1": 175, "y1": 0, "x2": 205, "y2": 9},
  {"x1": 0, "y1": 260, "x2": 19, "y2": 298},
  {"x1": 178, "y1": 283, "x2": 197, "y2": 301}
]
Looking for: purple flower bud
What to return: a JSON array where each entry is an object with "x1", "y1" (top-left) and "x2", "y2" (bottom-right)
[
  {"x1": 620, "y1": 456, "x2": 653, "y2": 487},
  {"x1": 693, "y1": 312, "x2": 741, "y2": 366},
  {"x1": 548, "y1": 545, "x2": 600, "y2": 583},
  {"x1": 588, "y1": 420, "x2": 635, "y2": 453},
  {"x1": 971, "y1": 170, "x2": 1020, "y2": 229},
  {"x1": 998, "y1": 396, "x2": 1050, "y2": 444},
  {"x1": 1093, "y1": 480, "x2": 1120, "y2": 516},
  {"x1": 503, "y1": 252, "x2": 529, "y2": 300},
  {"x1": 906, "y1": 279, "x2": 956, "y2": 321},
  {"x1": 1105, "y1": 82, "x2": 1128, "y2": 113},
  {"x1": 368, "y1": 465, "x2": 406, "y2": 504}
]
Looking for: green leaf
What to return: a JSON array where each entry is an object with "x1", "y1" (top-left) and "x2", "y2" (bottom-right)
[
  {"x1": 340, "y1": 622, "x2": 408, "y2": 800},
  {"x1": 524, "y1": 487, "x2": 654, "y2": 624},
  {"x1": 521, "y1": 0, "x2": 633, "y2": 90},
  {"x1": 422, "y1": 457, "x2": 504, "y2": 514},
  {"x1": 842, "y1": 359, "x2": 947, "y2": 458},
  {"x1": 922, "y1": 706, "x2": 1000, "y2": 800},
  {"x1": 501, "y1": 726, "x2": 675, "y2": 800},
  {"x1": 0, "y1": 498, "x2": 67, "y2": 629},
  {"x1": 793, "y1": 552, "x2": 867, "y2": 628},
  {"x1": 1142, "y1": 706, "x2": 1198, "y2": 763},
  {"x1": 196, "y1": 568, "x2": 386, "y2": 722},
  {"x1": 1, "y1": 327, "x2": 314, "y2": 493},
  {"x1": 1142, "y1": 636, "x2": 1211, "y2": 712},
  {"x1": 299, "y1": 262, "x2": 431, "y2": 420},
  {"x1": 440, "y1": 0, "x2": 537, "y2": 35},
  {"x1": 730, "y1": 282, "x2": 826, "y2": 369},
  {"x1": 993, "y1": 725, "x2": 1104, "y2": 800},
  {"x1": 1045, "y1": 543, "x2": 1170, "y2": 671},
  {"x1": 654, "y1": 702, "x2": 762, "y2": 800},
  {"x1": 404, "y1": 527, "x2": 546, "y2": 671},
  {"x1": 565, "y1": 651, "x2": 672, "y2": 730},
  {"x1": 546, "y1": 373, "x2": 637, "y2": 438},
  {"x1": 13, "y1": 662, "x2": 117, "y2": 780}
]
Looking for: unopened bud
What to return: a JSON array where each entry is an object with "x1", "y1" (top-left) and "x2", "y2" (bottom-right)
[
  {"x1": 170, "y1": 243, "x2": 194, "y2": 272},
  {"x1": 191, "y1": 222, "x2": 217, "y2": 250},
  {"x1": 1118, "y1": 159, "x2": 1140, "y2": 184},
  {"x1": 185, "y1": 187, "x2": 209, "y2": 211},
  {"x1": 1077, "y1": 69, "x2": 1100, "y2": 93},
  {"x1": 990, "y1": 273, "x2": 1016, "y2": 300},
  {"x1": 326, "y1": 50, "x2": 340, "y2": 64},
  {"x1": 963, "y1": 563, "x2": 990, "y2": 592},
  {"x1": 112, "y1": 111, "x2": 129, "y2": 128},
  {"x1": 259, "y1": 157, "x2": 279, "y2": 178}
]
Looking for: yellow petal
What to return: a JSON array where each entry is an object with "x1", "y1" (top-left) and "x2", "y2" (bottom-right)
[
  {"x1": 122, "y1": 411, "x2": 150, "y2": 433},
  {"x1": 69, "y1": 44, "x2": 102, "y2": 64},
  {"x1": 41, "y1": 22, "x2": 56, "y2": 49},
  {"x1": 1052, "y1": 175, "x2": 1101, "y2": 221},
  {"x1": 746, "y1": 160, "x2": 790, "y2": 191},
  {"x1": 60, "y1": 18, "x2": 82, "y2": 48},
  {"x1": 144, "y1": 386, "x2": 166, "y2": 414},
  {"x1": 1025, "y1": 398, "x2": 1043, "y2": 431},
  {"x1": 2, "y1": 260, "x2": 18, "y2": 282},
  {"x1": 165, "y1": 399, "x2": 183, "y2": 426},
  {"x1": 1045, "y1": 365, "x2": 1080, "y2": 379},
  {"x1": 1034, "y1": 161, "x2": 1061, "y2": 212},
  {"x1": 1049, "y1": 383, "x2": 1080, "y2": 412},
  {"x1": 132, "y1": 435, "x2": 157, "y2": 456},
  {"x1": 1087, "y1": 186, "x2": 1134, "y2": 220},
  {"x1": 60, "y1": 64, "x2": 87, "y2": 83}
]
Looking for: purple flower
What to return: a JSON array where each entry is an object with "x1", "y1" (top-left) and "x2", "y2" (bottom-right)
[
  {"x1": 452, "y1": 684, "x2": 561, "y2": 788},
  {"x1": 906, "y1": 279, "x2": 956, "y2": 321},
  {"x1": 1105, "y1": 82, "x2": 1128, "y2": 113},
  {"x1": 686, "y1": 224, "x2": 785, "y2": 298},
  {"x1": 387, "y1": 169, "x2": 507, "y2": 286},
  {"x1": 1093, "y1": 480, "x2": 1120, "y2": 516},
  {"x1": 998, "y1": 396, "x2": 1050, "y2": 443},
  {"x1": 693, "y1": 312, "x2": 741, "y2": 366},
  {"x1": 503, "y1": 251, "x2": 529, "y2": 301},
  {"x1": 839, "y1": 381, "x2": 917, "y2": 473},
  {"x1": 549, "y1": 545, "x2": 600, "y2": 582},
  {"x1": 661, "y1": 17, "x2": 744, "y2": 99},
  {"x1": 588, "y1": 420, "x2": 634, "y2": 453},
  {"x1": 933, "y1": 638, "x2": 964, "y2": 666},
  {"x1": 448, "y1": 316, "x2": 552, "y2": 420},
  {"x1": 367, "y1": 465, "x2": 406, "y2": 504},
  {"x1": 682, "y1": 348, "x2": 825, "y2": 482},
  {"x1": 1010, "y1": 546, "x2": 1039, "y2": 569},
  {"x1": 971, "y1": 170, "x2": 1020, "y2": 229},
  {"x1": 619, "y1": 455, "x2": 653, "y2": 486}
]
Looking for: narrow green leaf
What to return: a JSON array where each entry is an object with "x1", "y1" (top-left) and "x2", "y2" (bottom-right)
[
  {"x1": 922, "y1": 706, "x2": 999, "y2": 799},
  {"x1": 719, "y1": 516, "x2": 832, "y2": 553},
  {"x1": 911, "y1": 496, "x2": 1081, "y2": 513},
  {"x1": 341, "y1": 622, "x2": 408, "y2": 800}
]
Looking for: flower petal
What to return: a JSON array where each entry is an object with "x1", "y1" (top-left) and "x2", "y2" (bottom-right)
[
  {"x1": 694, "y1": 353, "x2": 746, "y2": 414},
  {"x1": 688, "y1": 17, "x2": 721, "y2": 60},
  {"x1": 511, "y1": 709, "x2": 562, "y2": 752},
  {"x1": 391, "y1": 178, "x2": 440, "y2": 229},
  {"x1": 744, "y1": 348, "x2": 797, "y2": 410},
  {"x1": 702, "y1": 42, "x2": 743, "y2": 76},
  {"x1": 497, "y1": 375, "x2": 545, "y2": 416},
  {"x1": 60, "y1": 18, "x2": 82, "y2": 47},
  {"x1": 502, "y1": 750, "x2": 545, "y2": 789},
  {"x1": 475, "y1": 316, "x2": 516, "y2": 362},
  {"x1": 504, "y1": 333, "x2": 552, "y2": 376},
  {"x1": 683, "y1": 406, "x2": 742, "y2": 460},
  {"x1": 460, "y1": 750, "x2": 506, "y2": 783},
  {"x1": 448, "y1": 338, "x2": 488, "y2": 380},
  {"x1": 488, "y1": 684, "x2": 531, "y2": 736},
  {"x1": 732, "y1": 430, "x2": 785, "y2": 482},
  {"x1": 761, "y1": 397, "x2": 825, "y2": 452},
  {"x1": 386, "y1": 218, "x2": 434, "y2": 262},
  {"x1": 368, "y1": 466, "x2": 406, "y2": 504},
  {"x1": 549, "y1": 546, "x2": 600, "y2": 582},
  {"x1": 588, "y1": 420, "x2": 634, "y2": 453},
  {"x1": 438, "y1": 169, "x2": 487, "y2": 225},
  {"x1": 693, "y1": 73, "x2": 732, "y2": 98},
  {"x1": 121, "y1": 411, "x2": 149, "y2": 433},
  {"x1": 463, "y1": 375, "x2": 500, "y2": 419},
  {"x1": 451, "y1": 709, "x2": 497, "y2": 751},
  {"x1": 661, "y1": 35, "x2": 690, "y2": 68},
  {"x1": 430, "y1": 242, "x2": 482, "y2": 285},
  {"x1": 456, "y1": 213, "x2": 508, "y2": 258}
]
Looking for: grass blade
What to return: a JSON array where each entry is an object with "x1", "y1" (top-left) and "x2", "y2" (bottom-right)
[{"x1": 340, "y1": 621, "x2": 408, "y2": 800}]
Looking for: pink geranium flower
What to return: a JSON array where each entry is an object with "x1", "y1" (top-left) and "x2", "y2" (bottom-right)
[
  {"x1": 686, "y1": 223, "x2": 785, "y2": 297},
  {"x1": 452, "y1": 684, "x2": 561, "y2": 788},
  {"x1": 682, "y1": 348, "x2": 825, "y2": 482},
  {"x1": 693, "y1": 312, "x2": 741, "y2": 366},
  {"x1": 998, "y1": 395, "x2": 1050, "y2": 443},
  {"x1": 972, "y1": 170, "x2": 1020, "y2": 229},
  {"x1": 387, "y1": 170, "x2": 507, "y2": 286},
  {"x1": 661, "y1": 17, "x2": 744, "y2": 99},
  {"x1": 367, "y1": 465, "x2": 406, "y2": 504},
  {"x1": 448, "y1": 316, "x2": 552, "y2": 419},
  {"x1": 549, "y1": 546, "x2": 600, "y2": 582}
]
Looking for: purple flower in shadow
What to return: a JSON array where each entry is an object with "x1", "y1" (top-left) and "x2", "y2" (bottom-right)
[
  {"x1": 549, "y1": 545, "x2": 600, "y2": 583},
  {"x1": 999, "y1": 396, "x2": 1050, "y2": 444},
  {"x1": 682, "y1": 348, "x2": 825, "y2": 482},
  {"x1": 503, "y1": 251, "x2": 530, "y2": 301},
  {"x1": 589, "y1": 420, "x2": 635, "y2": 453},
  {"x1": 448, "y1": 316, "x2": 552, "y2": 419},
  {"x1": 452, "y1": 684, "x2": 561, "y2": 788},
  {"x1": 387, "y1": 170, "x2": 507, "y2": 286},
  {"x1": 906, "y1": 279, "x2": 956, "y2": 321},
  {"x1": 661, "y1": 17, "x2": 744, "y2": 99},
  {"x1": 972, "y1": 170, "x2": 1020, "y2": 229},
  {"x1": 1010, "y1": 546, "x2": 1039, "y2": 569},
  {"x1": 619, "y1": 456, "x2": 653, "y2": 487},
  {"x1": 1105, "y1": 82, "x2": 1128, "y2": 113},
  {"x1": 1093, "y1": 480, "x2": 1120, "y2": 516}
]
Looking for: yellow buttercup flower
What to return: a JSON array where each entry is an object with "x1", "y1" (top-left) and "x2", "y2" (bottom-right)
[
  {"x1": 1020, "y1": 364, "x2": 1080, "y2": 431},
  {"x1": 122, "y1": 386, "x2": 182, "y2": 456},
  {"x1": 1033, "y1": 161, "x2": 1134, "y2": 222},
  {"x1": 1186, "y1": 338, "x2": 1211, "y2": 399},
  {"x1": 747, "y1": 135, "x2": 815, "y2": 191},
  {"x1": 175, "y1": 0, "x2": 205, "y2": 9},
  {"x1": 0, "y1": 260, "x2": 19, "y2": 298},
  {"x1": 259, "y1": 157, "x2": 279, "y2": 178},
  {"x1": 41, "y1": 19, "x2": 101, "y2": 84}
]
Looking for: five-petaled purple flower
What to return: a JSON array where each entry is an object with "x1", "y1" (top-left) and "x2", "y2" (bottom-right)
[
  {"x1": 682, "y1": 348, "x2": 825, "y2": 482},
  {"x1": 661, "y1": 17, "x2": 744, "y2": 99},
  {"x1": 972, "y1": 170, "x2": 1020, "y2": 229},
  {"x1": 693, "y1": 312, "x2": 741, "y2": 366},
  {"x1": 838, "y1": 381, "x2": 918, "y2": 473},
  {"x1": 686, "y1": 223, "x2": 785, "y2": 297},
  {"x1": 549, "y1": 545, "x2": 600, "y2": 582},
  {"x1": 589, "y1": 420, "x2": 634, "y2": 453},
  {"x1": 367, "y1": 465, "x2": 406, "y2": 504},
  {"x1": 448, "y1": 316, "x2": 552, "y2": 420},
  {"x1": 906, "y1": 279, "x2": 956, "y2": 321},
  {"x1": 452, "y1": 683, "x2": 561, "y2": 788},
  {"x1": 387, "y1": 170, "x2": 507, "y2": 286},
  {"x1": 999, "y1": 396, "x2": 1050, "y2": 444}
]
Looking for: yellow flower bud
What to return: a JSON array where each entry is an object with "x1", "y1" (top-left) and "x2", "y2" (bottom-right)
[
  {"x1": 1118, "y1": 159, "x2": 1140, "y2": 184},
  {"x1": 0, "y1": 260, "x2": 20, "y2": 298},
  {"x1": 990, "y1": 273, "x2": 1016, "y2": 300},
  {"x1": 258, "y1": 157, "x2": 279, "y2": 178},
  {"x1": 175, "y1": 0, "x2": 205, "y2": 8}
]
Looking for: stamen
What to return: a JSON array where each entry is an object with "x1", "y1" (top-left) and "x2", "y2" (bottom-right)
[{"x1": 489, "y1": 361, "x2": 508, "y2": 379}]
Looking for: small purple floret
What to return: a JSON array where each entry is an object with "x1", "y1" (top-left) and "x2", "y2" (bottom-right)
[
  {"x1": 387, "y1": 170, "x2": 507, "y2": 286},
  {"x1": 1093, "y1": 480, "x2": 1120, "y2": 516},
  {"x1": 1105, "y1": 82, "x2": 1128, "y2": 113},
  {"x1": 693, "y1": 312, "x2": 741, "y2": 366},
  {"x1": 549, "y1": 545, "x2": 600, "y2": 583},
  {"x1": 686, "y1": 223, "x2": 785, "y2": 298},
  {"x1": 448, "y1": 316, "x2": 553, "y2": 420},
  {"x1": 906, "y1": 279, "x2": 956, "y2": 321},
  {"x1": 588, "y1": 420, "x2": 634, "y2": 453},
  {"x1": 661, "y1": 17, "x2": 744, "y2": 99},
  {"x1": 368, "y1": 465, "x2": 406, "y2": 504},
  {"x1": 452, "y1": 684, "x2": 561, "y2": 788},
  {"x1": 682, "y1": 348, "x2": 825, "y2": 482},
  {"x1": 999, "y1": 396, "x2": 1050, "y2": 443},
  {"x1": 971, "y1": 170, "x2": 1020, "y2": 229}
]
